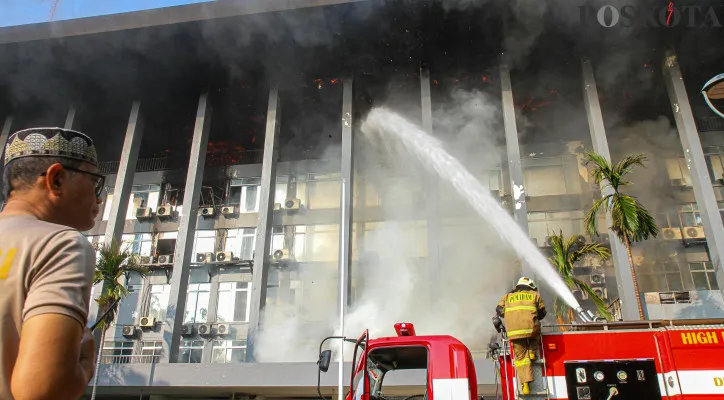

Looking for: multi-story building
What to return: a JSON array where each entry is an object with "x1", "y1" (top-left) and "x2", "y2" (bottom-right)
[{"x1": 1, "y1": 0, "x2": 723, "y2": 398}]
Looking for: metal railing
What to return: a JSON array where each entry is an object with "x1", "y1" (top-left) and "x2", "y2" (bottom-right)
[
  {"x1": 100, "y1": 354, "x2": 160, "y2": 365},
  {"x1": 99, "y1": 150, "x2": 265, "y2": 175},
  {"x1": 98, "y1": 157, "x2": 173, "y2": 175},
  {"x1": 608, "y1": 297, "x2": 623, "y2": 321}
]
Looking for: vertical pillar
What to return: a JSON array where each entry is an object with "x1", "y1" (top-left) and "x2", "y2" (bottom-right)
[
  {"x1": 421, "y1": 64, "x2": 440, "y2": 291},
  {"x1": 500, "y1": 65, "x2": 532, "y2": 278},
  {"x1": 581, "y1": 58, "x2": 640, "y2": 320},
  {"x1": 246, "y1": 87, "x2": 281, "y2": 361},
  {"x1": 663, "y1": 50, "x2": 724, "y2": 300},
  {"x1": 104, "y1": 101, "x2": 144, "y2": 245},
  {"x1": 64, "y1": 107, "x2": 76, "y2": 129},
  {"x1": 0, "y1": 115, "x2": 14, "y2": 198},
  {"x1": 88, "y1": 101, "x2": 144, "y2": 324},
  {"x1": 162, "y1": 93, "x2": 212, "y2": 362},
  {"x1": 339, "y1": 78, "x2": 353, "y2": 310}
]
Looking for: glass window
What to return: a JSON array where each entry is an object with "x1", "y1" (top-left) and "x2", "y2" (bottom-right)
[
  {"x1": 527, "y1": 211, "x2": 586, "y2": 247},
  {"x1": 102, "y1": 185, "x2": 162, "y2": 221},
  {"x1": 116, "y1": 284, "x2": 142, "y2": 326},
  {"x1": 523, "y1": 165, "x2": 567, "y2": 196},
  {"x1": 121, "y1": 233, "x2": 153, "y2": 256},
  {"x1": 678, "y1": 203, "x2": 702, "y2": 227},
  {"x1": 140, "y1": 341, "x2": 162, "y2": 363},
  {"x1": 229, "y1": 178, "x2": 261, "y2": 212},
  {"x1": 270, "y1": 226, "x2": 285, "y2": 254},
  {"x1": 184, "y1": 283, "x2": 211, "y2": 324},
  {"x1": 225, "y1": 228, "x2": 256, "y2": 261},
  {"x1": 192, "y1": 230, "x2": 217, "y2": 255},
  {"x1": 211, "y1": 340, "x2": 247, "y2": 363},
  {"x1": 101, "y1": 341, "x2": 134, "y2": 364},
  {"x1": 179, "y1": 340, "x2": 204, "y2": 364},
  {"x1": 689, "y1": 262, "x2": 719, "y2": 291},
  {"x1": 148, "y1": 284, "x2": 170, "y2": 321},
  {"x1": 216, "y1": 282, "x2": 252, "y2": 323}
]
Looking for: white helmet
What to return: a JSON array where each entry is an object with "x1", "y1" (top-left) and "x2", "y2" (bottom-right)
[{"x1": 517, "y1": 276, "x2": 537, "y2": 290}]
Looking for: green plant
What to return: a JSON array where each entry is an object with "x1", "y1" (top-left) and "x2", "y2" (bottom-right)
[
  {"x1": 547, "y1": 231, "x2": 613, "y2": 325},
  {"x1": 583, "y1": 151, "x2": 659, "y2": 320},
  {"x1": 90, "y1": 240, "x2": 149, "y2": 400}
]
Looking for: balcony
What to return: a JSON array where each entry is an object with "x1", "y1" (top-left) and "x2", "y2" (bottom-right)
[
  {"x1": 101, "y1": 354, "x2": 160, "y2": 365},
  {"x1": 98, "y1": 157, "x2": 173, "y2": 175}
]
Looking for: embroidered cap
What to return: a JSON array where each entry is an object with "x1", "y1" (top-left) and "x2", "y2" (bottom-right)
[{"x1": 4, "y1": 127, "x2": 98, "y2": 167}]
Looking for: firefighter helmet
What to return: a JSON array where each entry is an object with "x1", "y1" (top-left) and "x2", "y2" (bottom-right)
[{"x1": 517, "y1": 276, "x2": 537, "y2": 290}]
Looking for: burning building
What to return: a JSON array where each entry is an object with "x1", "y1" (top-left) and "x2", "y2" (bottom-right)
[{"x1": 0, "y1": 0, "x2": 723, "y2": 398}]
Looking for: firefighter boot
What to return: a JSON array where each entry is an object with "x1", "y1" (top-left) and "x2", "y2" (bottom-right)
[
  {"x1": 521, "y1": 382, "x2": 531, "y2": 395},
  {"x1": 529, "y1": 351, "x2": 536, "y2": 361}
]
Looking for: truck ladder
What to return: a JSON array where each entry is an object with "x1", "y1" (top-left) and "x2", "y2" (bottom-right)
[{"x1": 508, "y1": 337, "x2": 550, "y2": 399}]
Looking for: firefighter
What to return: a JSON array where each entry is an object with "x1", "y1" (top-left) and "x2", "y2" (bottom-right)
[{"x1": 496, "y1": 277, "x2": 547, "y2": 395}]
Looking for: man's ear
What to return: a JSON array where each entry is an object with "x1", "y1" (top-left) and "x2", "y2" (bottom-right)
[{"x1": 44, "y1": 163, "x2": 65, "y2": 196}]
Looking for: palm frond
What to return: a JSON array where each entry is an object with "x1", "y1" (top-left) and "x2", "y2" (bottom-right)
[
  {"x1": 631, "y1": 202, "x2": 660, "y2": 241},
  {"x1": 613, "y1": 153, "x2": 647, "y2": 182},
  {"x1": 573, "y1": 243, "x2": 611, "y2": 263},
  {"x1": 575, "y1": 279, "x2": 613, "y2": 320},
  {"x1": 583, "y1": 151, "x2": 614, "y2": 186},
  {"x1": 585, "y1": 195, "x2": 612, "y2": 237}
]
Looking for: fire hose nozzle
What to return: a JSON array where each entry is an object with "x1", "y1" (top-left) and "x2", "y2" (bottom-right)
[{"x1": 575, "y1": 307, "x2": 593, "y2": 323}]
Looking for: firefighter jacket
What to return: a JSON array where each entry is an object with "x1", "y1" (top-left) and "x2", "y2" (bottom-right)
[{"x1": 496, "y1": 287, "x2": 546, "y2": 340}]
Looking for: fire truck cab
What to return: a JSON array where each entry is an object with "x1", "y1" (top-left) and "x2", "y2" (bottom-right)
[{"x1": 317, "y1": 323, "x2": 479, "y2": 400}]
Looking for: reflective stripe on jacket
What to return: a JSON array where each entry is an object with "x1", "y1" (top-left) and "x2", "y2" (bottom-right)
[{"x1": 496, "y1": 289, "x2": 545, "y2": 340}]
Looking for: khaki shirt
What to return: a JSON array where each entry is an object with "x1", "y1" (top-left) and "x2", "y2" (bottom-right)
[
  {"x1": 497, "y1": 289, "x2": 545, "y2": 340},
  {"x1": 0, "y1": 215, "x2": 95, "y2": 399}
]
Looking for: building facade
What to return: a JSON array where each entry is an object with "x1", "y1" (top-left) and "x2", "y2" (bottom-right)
[{"x1": 0, "y1": 0, "x2": 723, "y2": 398}]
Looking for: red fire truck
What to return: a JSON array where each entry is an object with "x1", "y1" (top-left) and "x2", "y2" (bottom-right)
[{"x1": 317, "y1": 320, "x2": 724, "y2": 400}]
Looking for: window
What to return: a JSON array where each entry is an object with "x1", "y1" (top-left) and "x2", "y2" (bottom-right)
[
  {"x1": 192, "y1": 230, "x2": 217, "y2": 255},
  {"x1": 225, "y1": 228, "x2": 256, "y2": 261},
  {"x1": 637, "y1": 262, "x2": 683, "y2": 293},
  {"x1": 148, "y1": 284, "x2": 170, "y2": 321},
  {"x1": 102, "y1": 184, "x2": 162, "y2": 221},
  {"x1": 528, "y1": 211, "x2": 586, "y2": 247},
  {"x1": 116, "y1": 284, "x2": 142, "y2": 326},
  {"x1": 216, "y1": 282, "x2": 252, "y2": 323},
  {"x1": 294, "y1": 225, "x2": 306, "y2": 259},
  {"x1": 179, "y1": 340, "x2": 204, "y2": 364},
  {"x1": 101, "y1": 341, "x2": 134, "y2": 364},
  {"x1": 689, "y1": 262, "x2": 719, "y2": 291},
  {"x1": 229, "y1": 178, "x2": 261, "y2": 213},
  {"x1": 184, "y1": 283, "x2": 211, "y2": 324},
  {"x1": 275, "y1": 175, "x2": 308, "y2": 206},
  {"x1": 703, "y1": 146, "x2": 724, "y2": 184},
  {"x1": 270, "y1": 226, "x2": 285, "y2": 254},
  {"x1": 678, "y1": 204, "x2": 702, "y2": 227},
  {"x1": 140, "y1": 341, "x2": 162, "y2": 363},
  {"x1": 211, "y1": 340, "x2": 247, "y2": 363},
  {"x1": 522, "y1": 162, "x2": 567, "y2": 197},
  {"x1": 121, "y1": 233, "x2": 153, "y2": 256},
  {"x1": 665, "y1": 158, "x2": 693, "y2": 187},
  {"x1": 307, "y1": 172, "x2": 340, "y2": 210}
]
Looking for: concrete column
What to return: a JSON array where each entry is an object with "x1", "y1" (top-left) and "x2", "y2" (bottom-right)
[
  {"x1": 104, "y1": 101, "x2": 144, "y2": 245},
  {"x1": 500, "y1": 65, "x2": 532, "y2": 278},
  {"x1": 0, "y1": 115, "x2": 13, "y2": 199},
  {"x1": 246, "y1": 87, "x2": 281, "y2": 361},
  {"x1": 64, "y1": 107, "x2": 76, "y2": 129},
  {"x1": 339, "y1": 77, "x2": 353, "y2": 310},
  {"x1": 421, "y1": 64, "x2": 440, "y2": 291},
  {"x1": 581, "y1": 58, "x2": 640, "y2": 320},
  {"x1": 88, "y1": 101, "x2": 144, "y2": 325},
  {"x1": 663, "y1": 50, "x2": 724, "y2": 299},
  {"x1": 162, "y1": 93, "x2": 212, "y2": 363}
]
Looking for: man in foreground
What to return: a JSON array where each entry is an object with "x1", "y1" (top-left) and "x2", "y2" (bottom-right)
[
  {"x1": 496, "y1": 276, "x2": 547, "y2": 395},
  {"x1": 0, "y1": 127, "x2": 103, "y2": 400}
]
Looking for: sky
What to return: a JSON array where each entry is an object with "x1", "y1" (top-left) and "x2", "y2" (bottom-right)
[{"x1": 0, "y1": 0, "x2": 214, "y2": 28}]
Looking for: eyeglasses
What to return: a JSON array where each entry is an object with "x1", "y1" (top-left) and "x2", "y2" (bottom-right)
[{"x1": 40, "y1": 165, "x2": 106, "y2": 198}]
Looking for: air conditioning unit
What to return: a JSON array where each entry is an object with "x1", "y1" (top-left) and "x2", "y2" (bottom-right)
[
  {"x1": 273, "y1": 249, "x2": 292, "y2": 261},
  {"x1": 139, "y1": 316, "x2": 156, "y2": 328},
  {"x1": 197, "y1": 323, "x2": 214, "y2": 337},
  {"x1": 590, "y1": 273, "x2": 605, "y2": 286},
  {"x1": 181, "y1": 324, "x2": 194, "y2": 336},
  {"x1": 221, "y1": 206, "x2": 236, "y2": 217},
  {"x1": 662, "y1": 227, "x2": 683, "y2": 240},
  {"x1": 196, "y1": 252, "x2": 214, "y2": 263},
  {"x1": 683, "y1": 226, "x2": 706, "y2": 240},
  {"x1": 156, "y1": 206, "x2": 173, "y2": 218},
  {"x1": 157, "y1": 254, "x2": 173, "y2": 265},
  {"x1": 136, "y1": 207, "x2": 153, "y2": 219},
  {"x1": 582, "y1": 255, "x2": 602, "y2": 267},
  {"x1": 544, "y1": 236, "x2": 554, "y2": 247},
  {"x1": 216, "y1": 323, "x2": 230, "y2": 336},
  {"x1": 573, "y1": 289, "x2": 589, "y2": 301},
  {"x1": 592, "y1": 287, "x2": 608, "y2": 299},
  {"x1": 284, "y1": 198, "x2": 301, "y2": 210},
  {"x1": 633, "y1": 255, "x2": 645, "y2": 265},
  {"x1": 670, "y1": 178, "x2": 685, "y2": 187},
  {"x1": 121, "y1": 325, "x2": 137, "y2": 337},
  {"x1": 215, "y1": 251, "x2": 233, "y2": 263},
  {"x1": 274, "y1": 203, "x2": 282, "y2": 211},
  {"x1": 138, "y1": 256, "x2": 152, "y2": 265},
  {"x1": 200, "y1": 207, "x2": 215, "y2": 217}
]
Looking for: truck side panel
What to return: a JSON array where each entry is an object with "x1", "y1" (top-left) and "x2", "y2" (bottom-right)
[{"x1": 664, "y1": 327, "x2": 724, "y2": 399}]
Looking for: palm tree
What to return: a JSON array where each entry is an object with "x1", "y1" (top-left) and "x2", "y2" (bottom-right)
[
  {"x1": 547, "y1": 231, "x2": 613, "y2": 326},
  {"x1": 90, "y1": 241, "x2": 149, "y2": 400},
  {"x1": 583, "y1": 151, "x2": 659, "y2": 320}
]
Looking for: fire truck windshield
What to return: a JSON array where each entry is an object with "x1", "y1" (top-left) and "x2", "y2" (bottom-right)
[{"x1": 366, "y1": 346, "x2": 428, "y2": 400}]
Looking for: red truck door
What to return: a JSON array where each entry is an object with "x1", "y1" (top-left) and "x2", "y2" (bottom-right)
[
  {"x1": 663, "y1": 327, "x2": 724, "y2": 399},
  {"x1": 348, "y1": 330, "x2": 370, "y2": 400}
]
